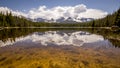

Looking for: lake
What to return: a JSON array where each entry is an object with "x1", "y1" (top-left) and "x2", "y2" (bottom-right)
[{"x1": 0, "y1": 28, "x2": 120, "y2": 68}]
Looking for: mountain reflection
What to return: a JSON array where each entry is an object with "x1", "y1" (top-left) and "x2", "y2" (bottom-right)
[
  {"x1": 0, "y1": 31, "x2": 104, "y2": 47},
  {"x1": 0, "y1": 28, "x2": 120, "y2": 48}
]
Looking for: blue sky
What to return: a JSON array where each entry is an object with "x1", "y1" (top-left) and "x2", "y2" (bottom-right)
[
  {"x1": 0, "y1": 0, "x2": 120, "y2": 20},
  {"x1": 0, "y1": 0, "x2": 120, "y2": 13}
]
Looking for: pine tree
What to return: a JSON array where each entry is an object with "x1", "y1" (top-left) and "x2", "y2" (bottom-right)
[
  {"x1": 115, "y1": 8, "x2": 120, "y2": 27},
  {"x1": 92, "y1": 20, "x2": 95, "y2": 27}
]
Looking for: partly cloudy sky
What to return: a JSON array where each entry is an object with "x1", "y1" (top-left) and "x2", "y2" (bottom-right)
[
  {"x1": 0, "y1": 0, "x2": 119, "y2": 20},
  {"x1": 27, "y1": 4, "x2": 108, "y2": 20}
]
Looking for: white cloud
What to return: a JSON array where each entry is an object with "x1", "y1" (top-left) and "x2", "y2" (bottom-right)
[
  {"x1": 0, "y1": 4, "x2": 108, "y2": 21},
  {"x1": 77, "y1": 9, "x2": 108, "y2": 19},
  {"x1": 74, "y1": 4, "x2": 87, "y2": 13},
  {"x1": 0, "y1": 7, "x2": 27, "y2": 17},
  {"x1": 28, "y1": 4, "x2": 108, "y2": 20}
]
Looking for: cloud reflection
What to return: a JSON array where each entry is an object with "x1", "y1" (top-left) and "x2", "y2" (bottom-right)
[{"x1": 0, "y1": 31, "x2": 104, "y2": 47}]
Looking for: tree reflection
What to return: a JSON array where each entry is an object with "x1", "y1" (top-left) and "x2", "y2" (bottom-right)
[{"x1": 0, "y1": 28, "x2": 120, "y2": 47}]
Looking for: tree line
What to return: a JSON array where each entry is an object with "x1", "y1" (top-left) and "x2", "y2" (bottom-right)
[
  {"x1": 87, "y1": 8, "x2": 120, "y2": 27},
  {"x1": 0, "y1": 8, "x2": 120, "y2": 27}
]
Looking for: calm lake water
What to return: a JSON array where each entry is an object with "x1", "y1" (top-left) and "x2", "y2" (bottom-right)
[{"x1": 0, "y1": 28, "x2": 120, "y2": 68}]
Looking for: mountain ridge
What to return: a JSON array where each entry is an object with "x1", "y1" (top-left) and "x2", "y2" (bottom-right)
[{"x1": 30, "y1": 17, "x2": 94, "y2": 23}]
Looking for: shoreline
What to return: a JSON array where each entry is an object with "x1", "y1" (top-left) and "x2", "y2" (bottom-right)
[{"x1": 0, "y1": 27, "x2": 112, "y2": 29}]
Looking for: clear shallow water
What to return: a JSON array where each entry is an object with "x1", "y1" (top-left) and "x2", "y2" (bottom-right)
[{"x1": 0, "y1": 28, "x2": 120, "y2": 68}]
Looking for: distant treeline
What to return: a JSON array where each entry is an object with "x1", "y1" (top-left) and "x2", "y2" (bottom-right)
[{"x1": 0, "y1": 8, "x2": 120, "y2": 27}]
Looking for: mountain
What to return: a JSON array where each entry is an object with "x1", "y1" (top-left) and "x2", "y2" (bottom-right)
[
  {"x1": 56, "y1": 17, "x2": 65, "y2": 22},
  {"x1": 0, "y1": 8, "x2": 120, "y2": 27},
  {"x1": 32, "y1": 17, "x2": 94, "y2": 23},
  {"x1": 80, "y1": 18, "x2": 94, "y2": 22},
  {"x1": 34, "y1": 18, "x2": 46, "y2": 22}
]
